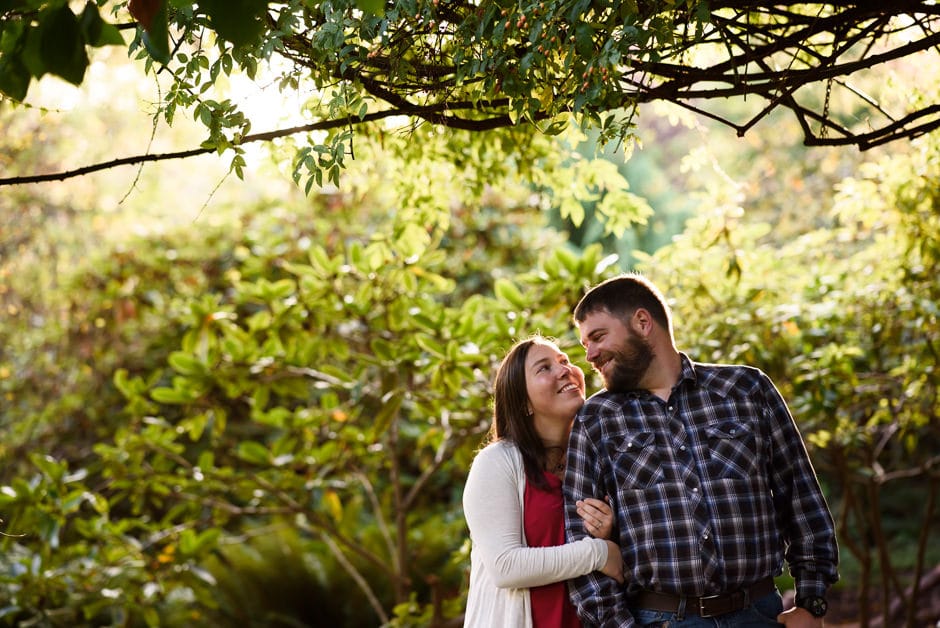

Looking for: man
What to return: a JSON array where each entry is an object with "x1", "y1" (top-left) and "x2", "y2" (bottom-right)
[{"x1": 563, "y1": 273, "x2": 838, "y2": 627}]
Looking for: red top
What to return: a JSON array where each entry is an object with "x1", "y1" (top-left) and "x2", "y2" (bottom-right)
[{"x1": 524, "y1": 471, "x2": 582, "y2": 628}]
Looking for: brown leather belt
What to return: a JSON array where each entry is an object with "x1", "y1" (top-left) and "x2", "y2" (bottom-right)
[{"x1": 631, "y1": 576, "x2": 776, "y2": 618}]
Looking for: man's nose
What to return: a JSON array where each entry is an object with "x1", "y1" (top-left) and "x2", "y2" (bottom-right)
[{"x1": 583, "y1": 344, "x2": 597, "y2": 363}]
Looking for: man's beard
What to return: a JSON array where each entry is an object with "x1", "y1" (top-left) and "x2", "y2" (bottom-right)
[{"x1": 602, "y1": 334, "x2": 655, "y2": 392}]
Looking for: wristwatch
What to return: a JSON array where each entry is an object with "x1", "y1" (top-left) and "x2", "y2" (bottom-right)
[{"x1": 796, "y1": 595, "x2": 828, "y2": 618}]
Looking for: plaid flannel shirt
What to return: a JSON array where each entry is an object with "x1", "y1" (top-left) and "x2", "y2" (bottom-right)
[{"x1": 563, "y1": 354, "x2": 838, "y2": 627}]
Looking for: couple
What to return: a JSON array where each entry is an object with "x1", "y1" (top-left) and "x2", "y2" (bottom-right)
[{"x1": 463, "y1": 274, "x2": 839, "y2": 627}]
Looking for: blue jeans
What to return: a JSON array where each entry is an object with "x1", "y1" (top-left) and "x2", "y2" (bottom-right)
[{"x1": 632, "y1": 591, "x2": 784, "y2": 627}]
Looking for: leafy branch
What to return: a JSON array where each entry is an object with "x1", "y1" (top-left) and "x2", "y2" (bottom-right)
[{"x1": 3, "y1": 1, "x2": 940, "y2": 188}]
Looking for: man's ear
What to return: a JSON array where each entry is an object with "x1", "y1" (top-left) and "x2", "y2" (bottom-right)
[{"x1": 631, "y1": 308, "x2": 653, "y2": 335}]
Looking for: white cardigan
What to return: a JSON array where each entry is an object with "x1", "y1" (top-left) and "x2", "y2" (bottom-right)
[{"x1": 462, "y1": 440, "x2": 609, "y2": 627}]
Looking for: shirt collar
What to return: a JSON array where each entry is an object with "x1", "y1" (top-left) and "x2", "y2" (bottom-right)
[{"x1": 678, "y1": 352, "x2": 698, "y2": 387}]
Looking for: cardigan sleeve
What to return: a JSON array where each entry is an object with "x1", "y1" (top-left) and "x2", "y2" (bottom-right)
[{"x1": 463, "y1": 441, "x2": 609, "y2": 589}]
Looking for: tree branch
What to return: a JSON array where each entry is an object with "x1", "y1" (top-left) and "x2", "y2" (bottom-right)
[
  {"x1": 0, "y1": 101, "x2": 517, "y2": 187},
  {"x1": 5, "y1": 0, "x2": 940, "y2": 187}
]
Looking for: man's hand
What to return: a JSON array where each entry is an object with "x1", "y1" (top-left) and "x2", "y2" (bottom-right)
[{"x1": 778, "y1": 606, "x2": 824, "y2": 627}]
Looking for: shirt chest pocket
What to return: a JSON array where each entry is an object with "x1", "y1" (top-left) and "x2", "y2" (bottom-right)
[
  {"x1": 605, "y1": 431, "x2": 664, "y2": 490},
  {"x1": 704, "y1": 421, "x2": 760, "y2": 480}
]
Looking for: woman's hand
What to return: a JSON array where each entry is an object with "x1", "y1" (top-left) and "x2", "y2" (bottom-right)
[
  {"x1": 577, "y1": 497, "x2": 614, "y2": 539},
  {"x1": 599, "y1": 539, "x2": 624, "y2": 584}
]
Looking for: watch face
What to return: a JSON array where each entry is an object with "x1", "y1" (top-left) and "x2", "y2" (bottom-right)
[{"x1": 800, "y1": 596, "x2": 828, "y2": 617}]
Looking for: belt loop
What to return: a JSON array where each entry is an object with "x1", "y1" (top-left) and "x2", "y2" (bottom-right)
[{"x1": 676, "y1": 596, "x2": 686, "y2": 621}]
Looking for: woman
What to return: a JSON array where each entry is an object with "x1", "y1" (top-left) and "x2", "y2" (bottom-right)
[{"x1": 463, "y1": 336, "x2": 623, "y2": 628}]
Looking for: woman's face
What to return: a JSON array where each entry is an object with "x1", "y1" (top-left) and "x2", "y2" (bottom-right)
[{"x1": 524, "y1": 342, "x2": 586, "y2": 428}]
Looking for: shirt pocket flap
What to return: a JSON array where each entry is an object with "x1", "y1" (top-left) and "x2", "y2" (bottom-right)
[
  {"x1": 704, "y1": 421, "x2": 758, "y2": 480},
  {"x1": 705, "y1": 421, "x2": 751, "y2": 440},
  {"x1": 611, "y1": 431, "x2": 655, "y2": 452},
  {"x1": 605, "y1": 431, "x2": 661, "y2": 490}
]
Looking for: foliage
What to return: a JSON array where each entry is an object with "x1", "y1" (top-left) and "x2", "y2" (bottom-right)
[
  {"x1": 0, "y1": 120, "x2": 627, "y2": 625},
  {"x1": 3, "y1": 1, "x2": 940, "y2": 193},
  {"x1": 4, "y1": 123, "x2": 940, "y2": 625},
  {"x1": 1, "y1": 16, "x2": 939, "y2": 625},
  {"x1": 0, "y1": 0, "x2": 122, "y2": 99}
]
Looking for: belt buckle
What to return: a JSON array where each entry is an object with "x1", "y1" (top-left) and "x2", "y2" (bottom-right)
[{"x1": 698, "y1": 593, "x2": 723, "y2": 618}]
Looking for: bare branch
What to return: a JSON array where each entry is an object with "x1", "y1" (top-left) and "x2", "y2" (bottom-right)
[{"x1": 0, "y1": 102, "x2": 514, "y2": 187}]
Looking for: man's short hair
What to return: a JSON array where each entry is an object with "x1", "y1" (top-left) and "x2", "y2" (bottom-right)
[{"x1": 574, "y1": 273, "x2": 672, "y2": 332}]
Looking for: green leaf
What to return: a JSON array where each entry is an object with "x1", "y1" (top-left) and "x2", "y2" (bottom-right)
[
  {"x1": 494, "y1": 278, "x2": 527, "y2": 309},
  {"x1": 201, "y1": 0, "x2": 268, "y2": 48},
  {"x1": 236, "y1": 440, "x2": 271, "y2": 465},
  {"x1": 79, "y1": 2, "x2": 125, "y2": 47},
  {"x1": 354, "y1": 0, "x2": 385, "y2": 17},
  {"x1": 20, "y1": 24, "x2": 46, "y2": 78},
  {"x1": 11, "y1": 479, "x2": 32, "y2": 499},
  {"x1": 113, "y1": 368, "x2": 133, "y2": 397},
  {"x1": 37, "y1": 513, "x2": 61, "y2": 547},
  {"x1": 61, "y1": 489, "x2": 88, "y2": 514},
  {"x1": 30, "y1": 454, "x2": 66, "y2": 482},
  {"x1": 554, "y1": 247, "x2": 580, "y2": 274},
  {"x1": 40, "y1": 4, "x2": 89, "y2": 85},
  {"x1": 179, "y1": 528, "x2": 221, "y2": 556},
  {"x1": 370, "y1": 337, "x2": 394, "y2": 361},
  {"x1": 151, "y1": 386, "x2": 191, "y2": 404},
  {"x1": 574, "y1": 22, "x2": 594, "y2": 58},
  {"x1": 262, "y1": 278, "x2": 296, "y2": 300},
  {"x1": 0, "y1": 56, "x2": 31, "y2": 100},
  {"x1": 143, "y1": 607, "x2": 161, "y2": 628},
  {"x1": 168, "y1": 351, "x2": 207, "y2": 376},
  {"x1": 254, "y1": 406, "x2": 290, "y2": 428},
  {"x1": 372, "y1": 390, "x2": 403, "y2": 437},
  {"x1": 395, "y1": 222, "x2": 430, "y2": 259},
  {"x1": 414, "y1": 334, "x2": 445, "y2": 357},
  {"x1": 182, "y1": 413, "x2": 207, "y2": 440}
]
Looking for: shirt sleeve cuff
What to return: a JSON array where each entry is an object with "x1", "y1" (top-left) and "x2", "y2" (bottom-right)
[{"x1": 796, "y1": 575, "x2": 830, "y2": 600}]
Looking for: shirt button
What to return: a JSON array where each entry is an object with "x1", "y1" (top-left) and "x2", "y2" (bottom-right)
[
  {"x1": 703, "y1": 532, "x2": 710, "y2": 540},
  {"x1": 691, "y1": 487, "x2": 699, "y2": 493},
  {"x1": 668, "y1": 406, "x2": 674, "y2": 412},
  {"x1": 679, "y1": 445, "x2": 687, "y2": 451}
]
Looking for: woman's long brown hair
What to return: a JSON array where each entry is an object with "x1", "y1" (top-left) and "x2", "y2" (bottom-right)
[{"x1": 489, "y1": 336, "x2": 554, "y2": 492}]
